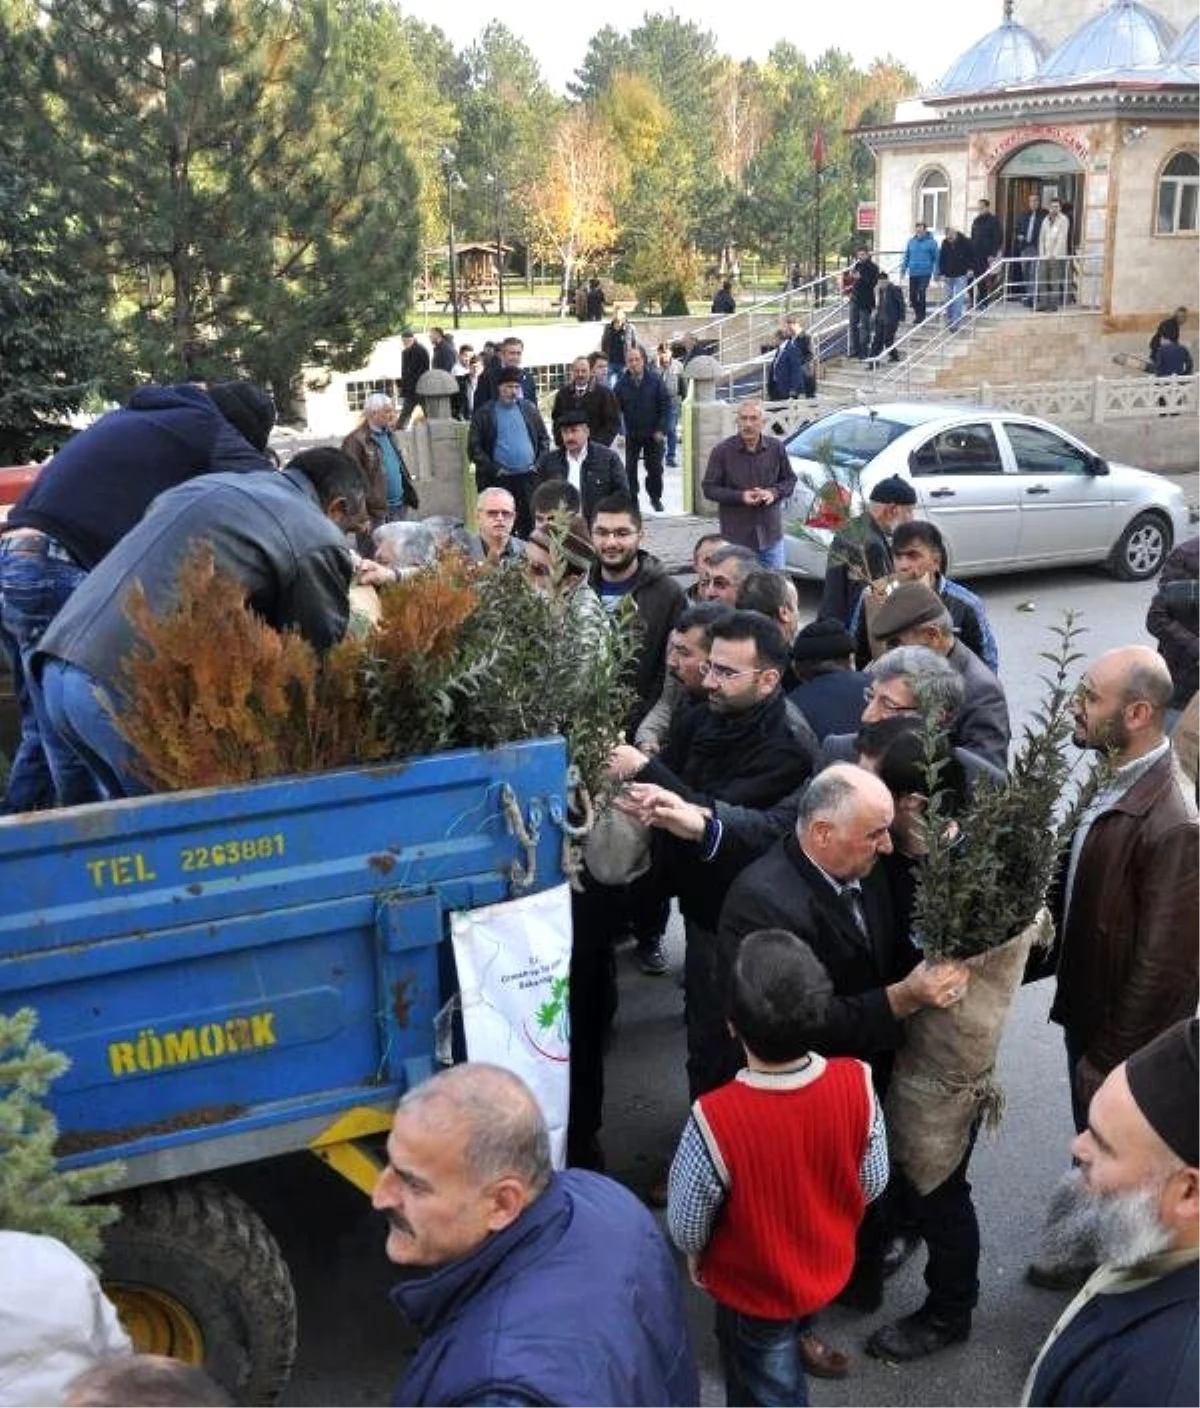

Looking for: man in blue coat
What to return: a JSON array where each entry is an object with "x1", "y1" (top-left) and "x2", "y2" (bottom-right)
[
  {"x1": 1024, "y1": 1018, "x2": 1198, "y2": 1406},
  {"x1": 374, "y1": 1063, "x2": 699, "y2": 1408},
  {"x1": 615, "y1": 345, "x2": 670, "y2": 513}
]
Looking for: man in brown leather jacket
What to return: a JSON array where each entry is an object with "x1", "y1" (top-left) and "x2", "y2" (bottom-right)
[{"x1": 1050, "y1": 645, "x2": 1198, "y2": 1134}]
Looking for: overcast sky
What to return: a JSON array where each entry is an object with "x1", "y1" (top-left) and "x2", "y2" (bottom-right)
[{"x1": 397, "y1": 0, "x2": 1003, "y2": 95}]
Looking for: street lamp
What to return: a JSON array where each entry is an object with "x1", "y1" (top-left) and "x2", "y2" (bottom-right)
[
  {"x1": 812, "y1": 129, "x2": 825, "y2": 308},
  {"x1": 439, "y1": 147, "x2": 465, "y2": 330},
  {"x1": 484, "y1": 172, "x2": 506, "y2": 318}
]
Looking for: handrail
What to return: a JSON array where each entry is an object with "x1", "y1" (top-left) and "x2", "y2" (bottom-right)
[{"x1": 859, "y1": 252, "x2": 1104, "y2": 397}]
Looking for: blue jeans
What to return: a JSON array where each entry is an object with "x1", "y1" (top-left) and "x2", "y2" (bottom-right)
[
  {"x1": 944, "y1": 276, "x2": 968, "y2": 329},
  {"x1": 756, "y1": 539, "x2": 786, "y2": 569},
  {"x1": 715, "y1": 1303, "x2": 808, "y2": 1407},
  {"x1": 0, "y1": 534, "x2": 97, "y2": 810},
  {"x1": 39, "y1": 658, "x2": 150, "y2": 802},
  {"x1": 665, "y1": 402, "x2": 680, "y2": 464}
]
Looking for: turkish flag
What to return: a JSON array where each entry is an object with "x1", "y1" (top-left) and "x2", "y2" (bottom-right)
[{"x1": 813, "y1": 130, "x2": 825, "y2": 168}]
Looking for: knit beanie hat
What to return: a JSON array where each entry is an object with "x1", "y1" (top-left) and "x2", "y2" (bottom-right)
[{"x1": 209, "y1": 381, "x2": 276, "y2": 452}]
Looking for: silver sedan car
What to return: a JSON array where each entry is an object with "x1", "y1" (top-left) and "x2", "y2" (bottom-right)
[{"x1": 783, "y1": 402, "x2": 1194, "y2": 581}]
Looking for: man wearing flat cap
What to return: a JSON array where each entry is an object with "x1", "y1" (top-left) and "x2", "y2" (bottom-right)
[
  {"x1": 868, "y1": 580, "x2": 1010, "y2": 769},
  {"x1": 1024, "y1": 1018, "x2": 1198, "y2": 1406},
  {"x1": 468, "y1": 367, "x2": 550, "y2": 540},
  {"x1": 819, "y1": 474, "x2": 917, "y2": 627},
  {"x1": 535, "y1": 409, "x2": 628, "y2": 522}
]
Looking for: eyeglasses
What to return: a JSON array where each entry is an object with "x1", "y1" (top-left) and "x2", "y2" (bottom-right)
[
  {"x1": 863, "y1": 685, "x2": 913, "y2": 715},
  {"x1": 482, "y1": 509, "x2": 515, "y2": 520},
  {"x1": 593, "y1": 527, "x2": 638, "y2": 541},
  {"x1": 702, "y1": 661, "x2": 766, "y2": 683}
]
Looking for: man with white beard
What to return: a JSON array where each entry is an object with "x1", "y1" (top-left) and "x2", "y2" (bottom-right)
[{"x1": 1023, "y1": 1018, "x2": 1198, "y2": 1406}]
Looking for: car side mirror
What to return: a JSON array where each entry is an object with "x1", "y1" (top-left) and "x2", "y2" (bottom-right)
[{"x1": 1087, "y1": 455, "x2": 1109, "y2": 476}]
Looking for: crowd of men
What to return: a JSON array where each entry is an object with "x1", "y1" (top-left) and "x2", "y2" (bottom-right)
[{"x1": 0, "y1": 371, "x2": 1196, "y2": 1407}]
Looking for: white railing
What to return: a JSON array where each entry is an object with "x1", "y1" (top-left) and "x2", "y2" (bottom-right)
[{"x1": 861, "y1": 253, "x2": 1104, "y2": 396}]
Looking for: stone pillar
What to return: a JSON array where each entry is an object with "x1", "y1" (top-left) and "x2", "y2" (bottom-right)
[
  {"x1": 408, "y1": 369, "x2": 470, "y2": 520},
  {"x1": 681, "y1": 356, "x2": 735, "y2": 518}
]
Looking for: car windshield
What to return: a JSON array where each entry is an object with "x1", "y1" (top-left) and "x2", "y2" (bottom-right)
[{"x1": 786, "y1": 413, "x2": 909, "y2": 475}]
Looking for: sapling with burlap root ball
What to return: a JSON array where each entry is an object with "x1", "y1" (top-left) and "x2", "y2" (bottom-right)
[{"x1": 885, "y1": 614, "x2": 1111, "y2": 1195}]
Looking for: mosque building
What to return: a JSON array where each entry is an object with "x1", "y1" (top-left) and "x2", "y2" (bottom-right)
[{"x1": 857, "y1": 0, "x2": 1198, "y2": 332}]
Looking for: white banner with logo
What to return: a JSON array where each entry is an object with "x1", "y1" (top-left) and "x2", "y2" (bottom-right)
[{"x1": 450, "y1": 883, "x2": 572, "y2": 1166}]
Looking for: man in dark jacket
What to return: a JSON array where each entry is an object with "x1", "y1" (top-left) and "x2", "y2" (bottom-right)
[
  {"x1": 1146, "y1": 535, "x2": 1198, "y2": 710},
  {"x1": 701, "y1": 400, "x2": 796, "y2": 569},
  {"x1": 1014, "y1": 193, "x2": 1048, "y2": 306},
  {"x1": 1149, "y1": 306, "x2": 1188, "y2": 359},
  {"x1": 868, "y1": 581, "x2": 1011, "y2": 769},
  {"x1": 472, "y1": 336, "x2": 538, "y2": 410},
  {"x1": 468, "y1": 368, "x2": 550, "y2": 539},
  {"x1": 397, "y1": 329, "x2": 430, "y2": 428},
  {"x1": 601, "y1": 309, "x2": 637, "y2": 387},
  {"x1": 968, "y1": 198, "x2": 1003, "y2": 304},
  {"x1": 615, "y1": 345, "x2": 670, "y2": 513},
  {"x1": 938, "y1": 226, "x2": 974, "y2": 331},
  {"x1": 34, "y1": 447, "x2": 360, "y2": 802},
  {"x1": 549, "y1": 356, "x2": 621, "y2": 446},
  {"x1": 612, "y1": 611, "x2": 816, "y2": 1100},
  {"x1": 869, "y1": 272, "x2": 906, "y2": 364},
  {"x1": 711, "y1": 279, "x2": 736, "y2": 314},
  {"x1": 0, "y1": 380, "x2": 273, "y2": 812},
  {"x1": 819, "y1": 473, "x2": 917, "y2": 626},
  {"x1": 535, "y1": 412, "x2": 628, "y2": 523},
  {"x1": 848, "y1": 248, "x2": 881, "y2": 359},
  {"x1": 788, "y1": 618, "x2": 872, "y2": 740},
  {"x1": 376, "y1": 1063, "x2": 699, "y2": 1408},
  {"x1": 1025, "y1": 1020, "x2": 1198, "y2": 1407}
]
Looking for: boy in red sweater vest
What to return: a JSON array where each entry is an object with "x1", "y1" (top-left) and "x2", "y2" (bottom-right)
[{"x1": 666, "y1": 928, "x2": 888, "y2": 1406}]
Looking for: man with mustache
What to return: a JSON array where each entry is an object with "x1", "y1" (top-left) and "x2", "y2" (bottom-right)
[{"x1": 372, "y1": 1063, "x2": 698, "y2": 1407}]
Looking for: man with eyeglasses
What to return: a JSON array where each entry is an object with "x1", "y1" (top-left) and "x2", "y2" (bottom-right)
[
  {"x1": 698, "y1": 543, "x2": 758, "y2": 605},
  {"x1": 611, "y1": 611, "x2": 815, "y2": 1103},
  {"x1": 468, "y1": 487, "x2": 525, "y2": 564}
]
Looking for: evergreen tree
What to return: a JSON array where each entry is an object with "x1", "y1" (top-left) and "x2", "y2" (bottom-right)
[
  {"x1": 0, "y1": 12, "x2": 107, "y2": 457},
  {"x1": 24, "y1": 0, "x2": 422, "y2": 405},
  {"x1": 0, "y1": 1008, "x2": 120, "y2": 1268}
]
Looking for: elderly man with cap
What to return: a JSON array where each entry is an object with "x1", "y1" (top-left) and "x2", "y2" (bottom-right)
[
  {"x1": 788, "y1": 617, "x2": 873, "y2": 740},
  {"x1": 1023, "y1": 1018, "x2": 1198, "y2": 1407},
  {"x1": 0, "y1": 379, "x2": 274, "y2": 811},
  {"x1": 468, "y1": 367, "x2": 550, "y2": 540},
  {"x1": 868, "y1": 581, "x2": 1011, "y2": 769},
  {"x1": 819, "y1": 474, "x2": 917, "y2": 627},
  {"x1": 534, "y1": 409, "x2": 628, "y2": 522}
]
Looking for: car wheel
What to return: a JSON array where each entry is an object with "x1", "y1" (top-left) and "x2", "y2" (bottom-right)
[{"x1": 1110, "y1": 512, "x2": 1171, "y2": 581}]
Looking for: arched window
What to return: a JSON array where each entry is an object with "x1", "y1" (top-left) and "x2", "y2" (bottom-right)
[
  {"x1": 1157, "y1": 151, "x2": 1199, "y2": 234},
  {"x1": 916, "y1": 168, "x2": 951, "y2": 234}
]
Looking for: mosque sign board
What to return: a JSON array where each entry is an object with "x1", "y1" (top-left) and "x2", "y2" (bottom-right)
[
  {"x1": 856, "y1": 201, "x2": 878, "y2": 231},
  {"x1": 985, "y1": 126, "x2": 1090, "y2": 171}
]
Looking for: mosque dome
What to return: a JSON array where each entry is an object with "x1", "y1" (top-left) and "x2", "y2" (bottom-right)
[
  {"x1": 931, "y1": 15, "x2": 1047, "y2": 94},
  {"x1": 1167, "y1": 15, "x2": 1198, "y2": 69},
  {"x1": 1038, "y1": 0, "x2": 1177, "y2": 81}
]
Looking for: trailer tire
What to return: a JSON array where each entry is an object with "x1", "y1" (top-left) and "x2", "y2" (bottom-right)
[{"x1": 102, "y1": 1180, "x2": 297, "y2": 1405}]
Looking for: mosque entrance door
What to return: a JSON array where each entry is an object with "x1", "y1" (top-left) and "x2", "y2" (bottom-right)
[{"x1": 997, "y1": 141, "x2": 1084, "y2": 300}]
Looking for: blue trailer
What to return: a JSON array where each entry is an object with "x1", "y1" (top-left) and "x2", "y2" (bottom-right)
[{"x1": 0, "y1": 738, "x2": 570, "y2": 1403}]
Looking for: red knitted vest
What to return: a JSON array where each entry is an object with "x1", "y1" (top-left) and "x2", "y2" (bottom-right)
[{"x1": 696, "y1": 1058, "x2": 871, "y2": 1319}]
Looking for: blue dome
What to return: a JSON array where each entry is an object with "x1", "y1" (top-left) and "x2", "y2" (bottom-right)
[
  {"x1": 931, "y1": 18, "x2": 1047, "y2": 94},
  {"x1": 1039, "y1": 0, "x2": 1176, "y2": 80},
  {"x1": 1167, "y1": 16, "x2": 1198, "y2": 69}
]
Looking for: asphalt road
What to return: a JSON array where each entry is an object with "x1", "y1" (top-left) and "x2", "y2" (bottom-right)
[{"x1": 268, "y1": 561, "x2": 1161, "y2": 1408}]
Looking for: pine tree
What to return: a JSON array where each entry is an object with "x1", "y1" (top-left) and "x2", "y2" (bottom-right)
[
  {"x1": 0, "y1": 1008, "x2": 120, "y2": 1268},
  {"x1": 22, "y1": 0, "x2": 421, "y2": 405},
  {"x1": 0, "y1": 12, "x2": 107, "y2": 459}
]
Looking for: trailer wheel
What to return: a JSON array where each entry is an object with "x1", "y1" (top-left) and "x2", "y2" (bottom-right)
[{"x1": 103, "y1": 1180, "x2": 297, "y2": 1405}]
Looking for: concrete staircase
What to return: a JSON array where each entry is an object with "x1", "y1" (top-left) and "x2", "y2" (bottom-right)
[{"x1": 816, "y1": 307, "x2": 1112, "y2": 404}]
